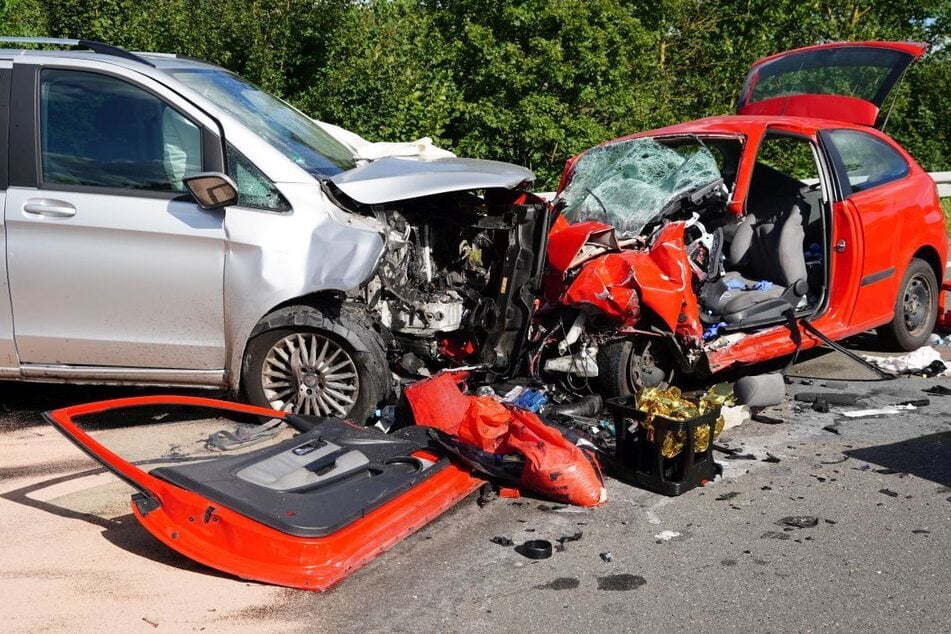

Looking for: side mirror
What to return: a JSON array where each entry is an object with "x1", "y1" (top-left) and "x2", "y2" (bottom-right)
[{"x1": 183, "y1": 172, "x2": 238, "y2": 210}]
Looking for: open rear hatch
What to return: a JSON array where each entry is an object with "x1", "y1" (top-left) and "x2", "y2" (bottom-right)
[
  {"x1": 736, "y1": 41, "x2": 928, "y2": 127},
  {"x1": 44, "y1": 395, "x2": 482, "y2": 590}
]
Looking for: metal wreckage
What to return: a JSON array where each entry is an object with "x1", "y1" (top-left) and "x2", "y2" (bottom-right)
[{"x1": 48, "y1": 41, "x2": 949, "y2": 590}]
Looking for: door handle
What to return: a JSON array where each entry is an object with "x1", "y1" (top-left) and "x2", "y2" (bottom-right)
[{"x1": 22, "y1": 199, "x2": 76, "y2": 218}]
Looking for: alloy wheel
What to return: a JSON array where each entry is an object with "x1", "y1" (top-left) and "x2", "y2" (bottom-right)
[{"x1": 261, "y1": 333, "x2": 360, "y2": 416}]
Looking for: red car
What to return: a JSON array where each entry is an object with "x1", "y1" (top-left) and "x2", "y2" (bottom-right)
[{"x1": 545, "y1": 41, "x2": 948, "y2": 396}]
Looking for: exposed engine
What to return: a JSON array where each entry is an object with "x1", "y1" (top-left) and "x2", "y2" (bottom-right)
[{"x1": 330, "y1": 185, "x2": 548, "y2": 377}]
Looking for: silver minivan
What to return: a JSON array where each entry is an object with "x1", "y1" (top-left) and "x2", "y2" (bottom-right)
[{"x1": 0, "y1": 38, "x2": 546, "y2": 421}]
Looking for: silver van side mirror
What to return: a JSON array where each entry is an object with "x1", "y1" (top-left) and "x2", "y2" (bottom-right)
[{"x1": 183, "y1": 172, "x2": 238, "y2": 210}]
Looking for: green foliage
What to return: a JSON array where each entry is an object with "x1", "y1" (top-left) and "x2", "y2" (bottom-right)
[{"x1": 1, "y1": 0, "x2": 949, "y2": 188}]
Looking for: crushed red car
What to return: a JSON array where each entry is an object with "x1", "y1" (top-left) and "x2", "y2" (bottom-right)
[{"x1": 543, "y1": 41, "x2": 948, "y2": 397}]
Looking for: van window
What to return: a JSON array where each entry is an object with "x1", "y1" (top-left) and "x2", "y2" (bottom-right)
[{"x1": 40, "y1": 69, "x2": 201, "y2": 192}]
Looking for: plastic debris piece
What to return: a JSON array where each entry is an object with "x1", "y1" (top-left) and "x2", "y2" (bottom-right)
[
  {"x1": 555, "y1": 531, "x2": 584, "y2": 552},
  {"x1": 841, "y1": 406, "x2": 915, "y2": 419},
  {"x1": 490, "y1": 536, "x2": 514, "y2": 547},
  {"x1": 599, "y1": 551, "x2": 614, "y2": 562},
  {"x1": 762, "y1": 453, "x2": 781, "y2": 464},
  {"x1": 779, "y1": 516, "x2": 819, "y2": 528},
  {"x1": 715, "y1": 491, "x2": 740, "y2": 501},
  {"x1": 923, "y1": 384, "x2": 951, "y2": 396},
  {"x1": 751, "y1": 412, "x2": 784, "y2": 425},
  {"x1": 512, "y1": 388, "x2": 548, "y2": 413},
  {"x1": 517, "y1": 539, "x2": 553, "y2": 559},
  {"x1": 499, "y1": 487, "x2": 521, "y2": 499}
]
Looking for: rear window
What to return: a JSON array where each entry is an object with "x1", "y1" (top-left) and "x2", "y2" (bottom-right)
[
  {"x1": 740, "y1": 47, "x2": 916, "y2": 108},
  {"x1": 826, "y1": 129, "x2": 909, "y2": 194}
]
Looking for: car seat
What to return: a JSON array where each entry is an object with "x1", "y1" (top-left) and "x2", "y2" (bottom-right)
[{"x1": 700, "y1": 202, "x2": 808, "y2": 329}]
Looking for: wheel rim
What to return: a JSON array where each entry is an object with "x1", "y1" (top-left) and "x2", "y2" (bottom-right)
[
  {"x1": 901, "y1": 273, "x2": 933, "y2": 337},
  {"x1": 628, "y1": 340, "x2": 671, "y2": 389},
  {"x1": 261, "y1": 333, "x2": 360, "y2": 416}
]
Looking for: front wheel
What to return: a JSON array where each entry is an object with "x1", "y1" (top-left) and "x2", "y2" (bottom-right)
[
  {"x1": 597, "y1": 336, "x2": 674, "y2": 399},
  {"x1": 242, "y1": 304, "x2": 389, "y2": 423},
  {"x1": 876, "y1": 258, "x2": 938, "y2": 352}
]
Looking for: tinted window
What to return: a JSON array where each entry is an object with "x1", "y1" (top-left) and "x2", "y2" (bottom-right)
[
  {"x1": 40, "y1": 69, "x2": 202, "y2": 192},
  {"x1": 226, "y1": 143, "x2": 290, "y2": 211},
  {"x1": 827, "y1": 129, "x2": 909, "y2": 193}
]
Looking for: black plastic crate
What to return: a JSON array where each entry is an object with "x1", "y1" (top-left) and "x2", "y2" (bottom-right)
[{"x1": 607, "y1": 396, "x2": 722, "y2": 496}]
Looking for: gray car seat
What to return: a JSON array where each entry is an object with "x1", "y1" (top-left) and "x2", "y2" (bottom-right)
[{"x1": 701, "y1": 202, "x2": 808, "y2": 329}]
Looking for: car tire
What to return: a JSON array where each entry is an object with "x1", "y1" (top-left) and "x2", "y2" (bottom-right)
[
  {"x1": 242, "y1": 303, "x2": 389, "y2": 423},
  {"x1": 597, "y1": 336, "x2": 672, "y2": 399},
  {"x1": 876, "y1": 258, "x2": 938, "y2": 352}
]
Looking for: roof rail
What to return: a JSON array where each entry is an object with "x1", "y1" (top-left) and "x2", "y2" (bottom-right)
[{"x1": 0, "y1": 37, "x2": 155, "y2": 67}]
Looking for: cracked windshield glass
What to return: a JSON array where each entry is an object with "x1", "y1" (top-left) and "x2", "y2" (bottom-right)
[{"x1": 559, "y1": 137, "x2": 722, "y2": 235}]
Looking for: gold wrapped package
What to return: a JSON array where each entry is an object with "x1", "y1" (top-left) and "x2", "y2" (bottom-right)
[{"x1": 636, "y1": 385, "x2": 731, "y2": 458}]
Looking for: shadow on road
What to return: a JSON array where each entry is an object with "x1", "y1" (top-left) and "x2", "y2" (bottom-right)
[{"x1": 845, "y1": 431, "x2": 951, "y2": 488}]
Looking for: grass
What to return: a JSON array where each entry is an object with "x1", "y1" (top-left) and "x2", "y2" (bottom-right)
[{"x1": 943, "y1": 198, "x2": 951, "y2": 232}]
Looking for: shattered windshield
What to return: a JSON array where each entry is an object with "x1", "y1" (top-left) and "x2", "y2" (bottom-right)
[
  {"x1": 171, "y1": 69, "x2": 356, "y2": 178},
  {"x1": 559, "y1": 137, "x2": 722, "y2": 235}
]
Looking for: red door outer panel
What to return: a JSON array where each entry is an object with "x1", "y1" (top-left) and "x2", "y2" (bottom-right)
[{"x1": 44, "y1": 396, "x2": 483, "y2": 591}]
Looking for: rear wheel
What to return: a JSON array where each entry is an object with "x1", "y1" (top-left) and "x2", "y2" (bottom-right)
[
  {"x1": 597, "y1": 336, "x2": 673, "y2": 399},
  {"x1": 242, "y1": 304, "x2": 389, "y2": 423},
  {"x1": 876, "y1": 258, "x2": 938, "y2": 352}
]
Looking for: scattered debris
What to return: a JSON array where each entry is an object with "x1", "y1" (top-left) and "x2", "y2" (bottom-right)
[
  {"x1": 840, "y1": 405, "x2": 917, "y2": 419},
  {"x1": 812, "y1": 399, "x2": 830, "y2": 413},
  {"x1": 596, "y1": 574, "x2": 646, "y2": 591},
  {"x1": 761, "y1": 531, "x2": 791, "y2": 540},
  {"x1": 924, "y1": 384, "x2": 951, "y2": 396},
  {"x1": 490, "y1": 536, "x2": 514, "y2": 547},
  {"x1": 795, "y1": 392, "x2": 860, "y2": 405},
  {"x1": 762, "y1": 453, "x2": 781, "y2": 464},
  {"x1": 534, "y1": 577, "x2": 581, "y2": 590},
  {"x1": 896, "y1": 398, "x2": 930, "y2": 408},
  {"x1": 516, "y1": 539, "x2": 553, "y2": 560},
  {"x1": 555, "y1": 532, "x2": 584, "y2": 552},
  {"x1": 824, "y1": 519, "x2": 837, "y2": 525},
  {"x1": 499, "y1": 487, "x2": 521, "y2": 499},
  {"x1": 912, "y1": 529, "x2": 930, "y2": 534},
  {"x1": 477, "y1": 484, "x2": 498, "y2": 508},
  {"x1": 725, "y1": 452, "x2": 756, "y2": 460},
  {"x1": 654, "y1": 530, "x2": 682, "y2": 543},
  {"x1": 879, "y1": 488, "x2": 899, "y2": 498},
  {"x1": 862, "y1": 346, "x2": 947, "y2": 375},
  {"x1": 141, "y1": 618, "x2": 159, "y2": 628},
  {"x1": 822, "y1": 423, "x2": 841, "y2": 435},
  {"x1": 715, "y1": 492, "x2": 740, "y2": 501},
  {"x1": 751, "y1": 412, "x2": 784, "y2": 425},
  {"x1": 599, "y1": 551, "x2": 614, "y2": 562},
  {"x1": 779, "y1": 516, "x2": 819, "y2": 528}
]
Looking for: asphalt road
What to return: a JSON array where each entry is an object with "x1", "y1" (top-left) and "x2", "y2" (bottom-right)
[{"x1": 1, "y1": 342, "x2": 949, "y2": 633}]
